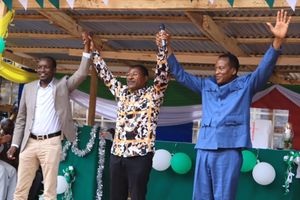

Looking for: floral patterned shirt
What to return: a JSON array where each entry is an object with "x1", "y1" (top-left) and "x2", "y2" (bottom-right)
[{"x1": 92, "y1": 48, "x2": 169, "y2": 157}]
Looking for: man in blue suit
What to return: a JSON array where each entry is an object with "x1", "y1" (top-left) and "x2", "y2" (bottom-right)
[{"x1": 156, "y1": 10, "x2": 291, "y2": 200}]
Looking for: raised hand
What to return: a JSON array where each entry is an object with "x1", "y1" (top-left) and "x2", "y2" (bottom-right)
[
  {"x1": 82, "y1": 31, "x2": 92, "y2": 53},
  {"x1": 89, "y1": 36, "x2": 103, "y2": 53},
  {"x1": 267, "y1": 9, "x2": 291, "y2": 39},
  {"x1": 266, "y1": 10, "x2": 291, "y2": 49},
  {"x1": 155, "y1": 30, "x2": 173, "y2": 56},
  {"x1": 155, "y1": 31, "x2": 170, "y2": 48}
]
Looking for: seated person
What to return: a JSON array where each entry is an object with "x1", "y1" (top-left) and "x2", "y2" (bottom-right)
[
  {"x1": 0, "y1": 117, "x2": 43, "y2": 200},
  {"x1": 100, "y1": 128, "x2": 115, "y2": 141},
  {"x1": 0, "y1": 118, "x2": 17, "y2": 200}
]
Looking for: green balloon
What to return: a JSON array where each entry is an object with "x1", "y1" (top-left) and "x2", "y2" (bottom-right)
[
  {"x1": 171, "y1": 152, "x2": 192, "y2": 174},
  {"x1": 241, "y1": 150, "x2": 257, "y2": 172},
  {"x1": 0, "y1": 38, "x2": 5, "y2": 53}
]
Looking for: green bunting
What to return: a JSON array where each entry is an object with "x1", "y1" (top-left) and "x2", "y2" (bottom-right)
[
  {"x1": 227, "y1": 0, "x2": 234, "y2": 7},
  {"x1": 36, "y1": 0, "x2": 44, "y2": 8},
  {"x1": 227, "y1": 0, "x2": 275, "y2": 8},
  {"x1": 3, "y1": 0, "x2": 12, "y2": 10},
  {"x1": 49, "y1": 0, "x2": 59, "y2": 9},
  {"x1": 265, "y1": 0, "x2": 275, "y2": 8},
  {"x1": 17, "y1": 0, "x2": 58, "y2": 9}
]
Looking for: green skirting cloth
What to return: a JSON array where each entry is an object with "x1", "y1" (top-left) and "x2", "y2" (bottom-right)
[{"x1": 58, "y1": 126, "x2": 300, "y2": 200}]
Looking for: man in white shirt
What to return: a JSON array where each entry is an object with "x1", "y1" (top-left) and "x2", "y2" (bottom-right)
[{"x1": 6, "y1": 32, "x2": 92, "y2": 200}]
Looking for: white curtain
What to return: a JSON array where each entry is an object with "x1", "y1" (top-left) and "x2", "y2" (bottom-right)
[
  {"x1": 70, "y1": 85, "x2": 300, "y2": 126},
  {"x1": 70, "y1": 90, "x2": 202, "y2": 126}
]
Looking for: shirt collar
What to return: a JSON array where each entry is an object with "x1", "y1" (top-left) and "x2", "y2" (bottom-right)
[{"x1": 37, "y1": 79, "x2": 54, "y2": 88}]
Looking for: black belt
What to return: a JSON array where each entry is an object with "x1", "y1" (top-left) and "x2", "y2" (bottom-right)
[{"x1": 30, "y1": 131, "x2": 61, "y2": 140}]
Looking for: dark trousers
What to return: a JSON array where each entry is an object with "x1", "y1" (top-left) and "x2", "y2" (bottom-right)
[
  {"x1": 109, "y1": 153, "x2": 153, "y2": 200},
  {"x1": 28, "y1": 168, "x2": 43, "y2": 200}
]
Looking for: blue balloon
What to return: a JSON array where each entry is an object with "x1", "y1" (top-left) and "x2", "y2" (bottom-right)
[{"x1": 0, "y1": 37, "x2": 5, "y2": 53}]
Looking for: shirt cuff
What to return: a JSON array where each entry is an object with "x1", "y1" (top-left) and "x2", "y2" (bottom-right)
[
  {"x1": 270, "y1": 44, "x2": 282, "y2": 52},
  {"x1": 11, "y1": 144, "x2": 19, "y2": 148},
  {"x1": 82, "y1": 52, "x2": 91, "y2": 59}
]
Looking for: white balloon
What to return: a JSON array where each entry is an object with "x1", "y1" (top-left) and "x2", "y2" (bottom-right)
[
  {"x1": 252, "y1": 162, "x2": 276, "y2": 185},
  {"x1": 56, "y1": 175, "x2": 68, "y2": 194},
  {"x1": 152, "y1": 149, "x2": 171, "y2": 171}
]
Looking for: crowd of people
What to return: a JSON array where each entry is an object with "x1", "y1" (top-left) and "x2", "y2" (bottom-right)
[{"x1": 0, "y1": 9, "x2": 291, "y2": 200}]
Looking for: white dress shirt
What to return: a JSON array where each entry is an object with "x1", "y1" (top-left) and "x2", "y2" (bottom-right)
[
  {"x1": 31, "y1": 80, "x2": 61, "y2": 136},
  {"x1": 31, "y1": 53, "x2": 91, "y2": 135}
]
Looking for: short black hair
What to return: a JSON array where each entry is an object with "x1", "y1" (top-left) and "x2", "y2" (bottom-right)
[
  {"x1": 218, "y1": 53, "x2": 240, "y2": 73},
  {"x1": 39, "y1": 56, "x2": 57, "y2": 69},
  {"x1": 130, "y1": 65, "x2": 149, "y2": 77},
  {"x1": 0, "y1": 118, "x2": 14, "y2": 135}
]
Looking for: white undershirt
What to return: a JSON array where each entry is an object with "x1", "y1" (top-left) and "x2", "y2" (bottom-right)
[{"x1": 31, "y1": 80, "x2": 61, "y2": 136}]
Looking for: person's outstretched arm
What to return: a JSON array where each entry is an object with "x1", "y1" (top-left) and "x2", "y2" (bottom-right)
[
  {"x1": 156, "y1": 32, "x2": 203, "y2": 94},
  {"x1": 250, "y1": 9, "x2": 291, "y2": 94},
  {"x1": 153, "y1": 31, "x2": 170, "y2": 99},
  {"x1": 66, "y1": 31, "x2": 92, "y2": 92},
  {"x1": 90, "y1": 37, "x2": 122, "y2": 99}
]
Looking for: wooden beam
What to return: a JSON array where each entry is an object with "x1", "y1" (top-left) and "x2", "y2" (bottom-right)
[
  {"x1": 76, "y1": 15, "x2": 189, "y2": 23},
  {"x1": 8, "y1": 33, "x2": 77, "y2": 39},
  {"x1": 38, "y1": 10, "x2": 83, "y2": 36},
  {"x1": 2, "y1": 51, "x2": 37, "y2": 69},
  {"x1": 14, "y1": 14, "x2": 45, "y2": 21},
  {"x1": 213, "y1": 16, "x2": 300, "y2": 23},
  {"x1": 8, "y1": 47, "x2": 300, "y2": 66},
  {"x1": 68, "y1": 49, "x2": 300, "y2": 66},
  {"x1": 0, "y1": 104, "x2": 13, "y2": 113},
  {"x1": 11, "y1": 0, "x2": 300, "y2": 10},
  {"x1": 186, "y1": 12, "x2": 247, "y2": 56},
  {"x1": 7, "y1": 32, "x2": 206, "y2": 41},
  {"x1": 8, "y1": 47, "x2": 70, "y2": 54},
  {"x1": 37, "y1": 10, "x2": 108, "y2": 51},
  {"x1": 237, "y1": 38, "x2": 300, "y2": 44},
  {"x1": 7, "y1": 32, "x2": 300, "y2": 44},
  {"x1": 13, "y1": 14, "x2": 189, "y2": 23},
  {"x1": 14, "y1": 14, "x2": 300, "y2": 24},
  {"x1": 87, "y1": 68, "x2": 97, "y2": 126}
]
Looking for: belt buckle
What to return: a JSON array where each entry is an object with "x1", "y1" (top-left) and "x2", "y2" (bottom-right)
[{"x1": 36, "y1": 135, "x2": 45, "y2": 140}]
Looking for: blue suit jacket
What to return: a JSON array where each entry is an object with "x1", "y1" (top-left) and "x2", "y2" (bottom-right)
[{"x1": 167, "y1": 46, "x2": 280, "y2": 149}]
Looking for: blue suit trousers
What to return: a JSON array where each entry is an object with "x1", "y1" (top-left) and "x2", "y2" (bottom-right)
[{"x1": 193, "y1": 149, "x2": 242, "y2": 200}]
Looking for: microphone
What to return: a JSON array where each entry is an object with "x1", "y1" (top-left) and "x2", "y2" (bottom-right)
[{"x1": 159, "y1": 24, "x2": 166, "y2": 50}]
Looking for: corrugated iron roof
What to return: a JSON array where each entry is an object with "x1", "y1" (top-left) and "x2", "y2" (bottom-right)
[
  {"x1": 4, "y1": 8, "x2": 300, "y2": 84},
  {"x1": 7, "y1": 38, "x2": 82, "y2": 48},
  {"x1": 10, "y1": 20, "x2": 67, "y2": 34},
  {"x1": 79, "y1": 21, "x2": 202, "y2": 36}
]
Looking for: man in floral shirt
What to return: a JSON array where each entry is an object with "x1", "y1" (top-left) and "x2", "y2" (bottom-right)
[{"x1": 91, "y1": 33, "x2": 169, "y2": 200}]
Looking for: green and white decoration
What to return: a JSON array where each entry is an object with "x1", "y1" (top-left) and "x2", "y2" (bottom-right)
[
  {"x1": 283, "y1": 151, "x2": 300, "y2": 194},
  {"x1": 1, "y1": 1, "x2": 298, "y2": 11},
  {"x1": 60, "y1": 124, "x2": 106, "y2": 200}
]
